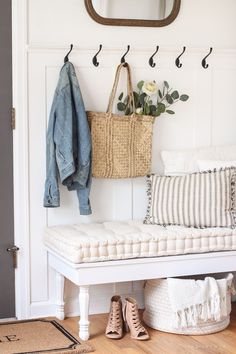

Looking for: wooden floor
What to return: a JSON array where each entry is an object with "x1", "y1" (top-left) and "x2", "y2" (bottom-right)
[{"x1": 63, "y1": 303, "x2": 236, "y2": 354}]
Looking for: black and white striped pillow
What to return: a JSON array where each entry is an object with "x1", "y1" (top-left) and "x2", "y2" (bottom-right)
[{"x1": 144, "y1": 167, "x2": 236, "y2": 228}]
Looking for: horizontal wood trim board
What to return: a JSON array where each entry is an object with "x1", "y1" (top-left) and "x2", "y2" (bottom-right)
[{"x1": 26, "y1": 46, "x2": 236, "y2": 56}]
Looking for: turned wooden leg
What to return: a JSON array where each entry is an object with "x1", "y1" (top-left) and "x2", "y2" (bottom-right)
[
  {"x1": 79, "y1": 286, "x2": 90, "y2": 341},
  {"x1": 55, "y1": 271, "x2": 65, "y2": 320}
]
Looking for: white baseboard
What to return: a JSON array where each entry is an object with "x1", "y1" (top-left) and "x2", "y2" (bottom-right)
[
  {"x1": 29, "y1": 301, "x2": 56, "y2": 318},
  {"x1": 0, "y1": 318, "x2": 17, "y2": 323},
  {"x1": 29, "y1": 282, "x2": 145, "y2": 319}
]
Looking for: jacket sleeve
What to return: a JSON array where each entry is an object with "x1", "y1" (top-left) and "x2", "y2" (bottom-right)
[
  {"x1": 43, "y1": 95, "x2": 60, "y2": 208},
  {"x1": 71, "y1": 71, "x2": 92, "y2": 188},
  {"x1": 76, "y1": 161, "x2": 92, "y2": 215}
]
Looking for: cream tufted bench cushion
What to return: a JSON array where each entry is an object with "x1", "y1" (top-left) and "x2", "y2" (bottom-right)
[{"x1": 44, "y1": 220, "x2": 236, "y2": 263}]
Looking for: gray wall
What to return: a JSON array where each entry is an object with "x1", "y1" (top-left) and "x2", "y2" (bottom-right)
[{"x1": 0, "y1": 0, "x2": 15, "y2": 318}]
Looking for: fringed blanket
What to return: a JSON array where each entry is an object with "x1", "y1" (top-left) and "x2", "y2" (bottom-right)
[{"x1": 167, "y1": 273, "x2": 235, "y2": 328}]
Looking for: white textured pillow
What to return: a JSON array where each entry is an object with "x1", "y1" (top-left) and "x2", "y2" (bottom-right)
[
  {"x1": 144, "y1": 168, "x2": 236, "y2": 228},
  {"x1": 161, "y1": 145, "x2": 236, "y2": 175},
  {"x1": 197, "y1": 160, "x2": 236, "y2": 171}
]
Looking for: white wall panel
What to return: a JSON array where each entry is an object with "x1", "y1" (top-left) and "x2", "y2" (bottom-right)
[
  {"x1": 17, "y1": 0, "x2": 236, "y2": 316},
  {"x1": 28, "y1": 54, "x2": 48, "y2": 302},
  {"x1": 212, "y1": 69, "x2": 236, "y2": 146}
]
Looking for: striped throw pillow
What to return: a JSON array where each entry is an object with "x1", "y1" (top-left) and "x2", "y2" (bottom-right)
[{"x1": 144, "y1": 168, "x2": 236, "y2": 228}]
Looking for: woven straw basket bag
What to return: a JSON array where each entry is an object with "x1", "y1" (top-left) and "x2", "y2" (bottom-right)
[
  {"x1": 143, "y1": 275, "x2": 234, "y2": 335},
  {"x1": 87, "y1": 62, "x2": 154, "y2": 178}
]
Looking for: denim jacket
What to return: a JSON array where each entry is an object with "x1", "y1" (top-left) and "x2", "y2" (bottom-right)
[{"x1": 44, "y1": 61, "x2": 92, "y2": 215}]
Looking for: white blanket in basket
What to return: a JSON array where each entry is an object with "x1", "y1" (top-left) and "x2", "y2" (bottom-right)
[{"x1": 167, "y1": 274, "x2": 234, "y2": 328}]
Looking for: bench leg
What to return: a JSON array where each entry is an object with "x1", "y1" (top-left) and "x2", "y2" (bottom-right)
[
  {"x1": 55, "y1": 271, "x2": 65, "y2": 320},
  {"x1": 79, "y1": 286, "x2": 90, "y2": 341}
]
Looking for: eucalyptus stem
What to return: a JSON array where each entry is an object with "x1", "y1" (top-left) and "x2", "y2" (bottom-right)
[
  {"x1": 166, "y1": 98, "x2": 180, "y2": 108},
  {"x1": 158, "y1": 87, "x2": 173, "y2": 104}
]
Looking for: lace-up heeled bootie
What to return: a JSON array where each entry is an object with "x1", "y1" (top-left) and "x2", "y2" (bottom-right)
[
  {"x1": 123, "y1": 297, "x2": 149, "y2": 340},
  {"x1": 105, "y1": 295, "x2": 123, "y2": 339}
]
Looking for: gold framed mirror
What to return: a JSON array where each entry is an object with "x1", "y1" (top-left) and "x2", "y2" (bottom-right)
[{"x1": 85, "y1": 0, "x2": 181, "y2": 27}]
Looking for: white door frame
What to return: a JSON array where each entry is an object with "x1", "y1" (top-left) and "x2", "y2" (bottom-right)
[{"x1": 12, "y1": 0, "x2": 31, "y2": 319}]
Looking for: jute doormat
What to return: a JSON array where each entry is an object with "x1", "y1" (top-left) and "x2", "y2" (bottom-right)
[{"x1": 0, "y1": 319, "x2": 94, "y2": 354}]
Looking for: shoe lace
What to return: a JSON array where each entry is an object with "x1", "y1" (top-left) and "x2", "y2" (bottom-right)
[
  {"x1": 131, "y1": 305, "x2": 146, "y2": 334},
  {"x1": 109, "y1": 303, "x2": 121, "y2": 332}
]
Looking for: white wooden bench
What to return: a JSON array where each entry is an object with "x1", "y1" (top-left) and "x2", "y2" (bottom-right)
[{"x1": 45, "y1": 220, "x2": 236, "y2": 340}]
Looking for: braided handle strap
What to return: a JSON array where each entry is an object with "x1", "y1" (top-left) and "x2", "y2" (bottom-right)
[{"x1": 107, "y1": 62, "x2": 135, "y2": 115}]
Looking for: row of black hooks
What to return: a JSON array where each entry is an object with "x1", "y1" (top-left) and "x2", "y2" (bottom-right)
[{"x1": 64, "y1": 44, "x2": 213, "y2": 69}]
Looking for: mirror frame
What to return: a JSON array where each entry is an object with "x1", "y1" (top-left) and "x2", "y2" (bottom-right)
[{"x1": 84, "y1": 0, "x2": 181, "y2": 27}]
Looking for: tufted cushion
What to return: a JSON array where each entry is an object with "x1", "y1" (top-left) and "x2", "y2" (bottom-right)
[{"x1": 44, "y1": 220, "x2": 236, "y2": 263}]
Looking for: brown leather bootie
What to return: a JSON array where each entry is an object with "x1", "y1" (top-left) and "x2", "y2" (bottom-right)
[
  {"x1": 105, "y1": 295, "x2": 123, "y2": 339},
  {"x1": 123, "y1": 297, "x2": 149, "y2": 340}
]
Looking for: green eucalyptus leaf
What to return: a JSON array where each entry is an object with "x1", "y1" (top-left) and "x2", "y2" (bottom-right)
[
  {"x1": 118, "y1": 92, "x2": 124, "y2": 101},
  {"x1": 133, "y1": 92, "x2": 140, "y2": 109},
  {"x1": 166, "y1": 94, "x2": 174, "y2": 104},
  {"x1": 137, "y1": 80, "x2": 144, "y2": 91},
  {"x1": 158, "y1": 89, "x2": 163, "y2": 99},
  {"x1": 153, "y1": 110, "x2": 160, "y2": 117},
  {"x1": 166, "y1": 110, "x2": 175, "y2": 115},
  {"x1": 164, "y1": 81, "x2": 169, "y2": 89},
  {"x1": 133, "y1": 91, "x2": 139, "y2": 102},
  {"x1": 180, "y1": 94, "x2": 189, "y2": 101},
  {"x1": 140, "y1": 92, "x2": 147, "y2": 105},
  {"x1": 157, "y1": 102, "x2": 166, "y2": 113},
  {"x1": 117, "y1": 102, "x2": 126, "y2": 111},
  {"x1": 149, "y1": 105, "x2": 156, "y2": 113},
  {"x1": 143, "y1": 102, "x2": 148, "y2": 115},
  {"x1": 171, "y1": 90, "x2": 179, "y2": 100}
]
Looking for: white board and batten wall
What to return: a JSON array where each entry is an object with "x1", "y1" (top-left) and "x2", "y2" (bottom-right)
[{"x1": 13, "y1": 0, "x2": 236, "y2": 318}]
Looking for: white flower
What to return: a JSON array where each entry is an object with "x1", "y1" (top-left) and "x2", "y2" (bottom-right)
[
  {"x1": 142, "y1": 81, "x2": 157, "y2": 96},
  {"x1": 136, "y1": 107, "x2": 143, "y2": 114}
]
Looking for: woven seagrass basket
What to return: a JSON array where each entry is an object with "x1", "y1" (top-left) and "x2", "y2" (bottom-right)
[
  {"x1": 87, "y1": 62, "x2": 154, "y2": 179},
  {"x1": 143, "y1": 275, "x2": 234, "y2": 335}
]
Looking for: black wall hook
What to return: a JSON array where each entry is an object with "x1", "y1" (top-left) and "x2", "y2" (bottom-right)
[
  {"x1": 202, "y1": 47, "x2": 213, "y2": 69},
  {"x1": 175, "y1": 46, "x2": 186, "y2": 68},
  {"x1": 121, "y1": 45, "x2": 130, "y2": 65},
  {"x1": 92, "y1": 44, "x2": 102, "y2": 67},
  {"x1": 64, "y1": 44, "x2": 73, "y2": 63},
  {"x1": 149, "y1": 46, "x2": 159, "y2": 68}
]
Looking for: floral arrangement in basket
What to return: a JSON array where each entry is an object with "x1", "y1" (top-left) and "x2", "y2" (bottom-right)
[{"x1": 117, "y1": 80, "x2": 189, "y2": 117}]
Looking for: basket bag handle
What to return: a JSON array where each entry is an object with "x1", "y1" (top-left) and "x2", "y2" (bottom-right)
[{"x1": 107, "y1": 62, "x2": 136, "y2": 115}]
